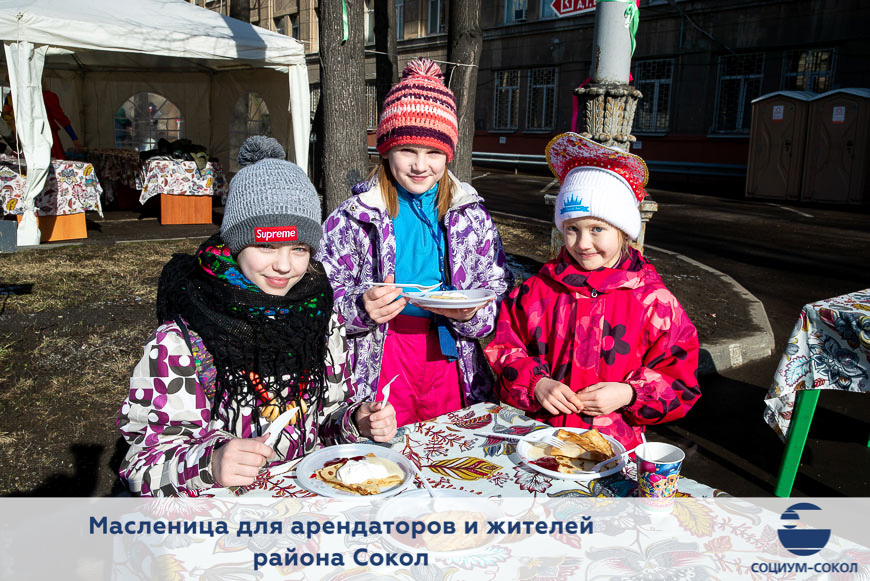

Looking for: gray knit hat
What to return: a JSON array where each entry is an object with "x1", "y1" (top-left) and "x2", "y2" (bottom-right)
[{"x1": 221, "y1": 136, "x2": 322, "y2": 254}]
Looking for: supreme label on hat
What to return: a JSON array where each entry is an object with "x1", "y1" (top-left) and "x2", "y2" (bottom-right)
[{"x1": 255, "y1": 226, "x2": 297, "y2": 243}]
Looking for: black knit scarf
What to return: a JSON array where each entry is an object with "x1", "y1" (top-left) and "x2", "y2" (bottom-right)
[{"x1": 156, "y1": 234, "x2": 334, "y2": 433}]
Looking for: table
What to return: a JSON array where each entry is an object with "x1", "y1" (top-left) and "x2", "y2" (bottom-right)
[
  {"x1": 0, "y1": 157, "x2": 104, "y2": 242},
  {"x1": 765, "y1": 289, "x2": 870, "y2": 496},
  {"x1": 83, "y1": 147, "x2": 140, "y2": 205},
  {"x1": 137, "y1": 156, "x2": 227, "y2": 204},
  {"x1": 138, "y1": 156, "x2": 226, "y2": 225},
  {"x1": 104, "y1": 403, "x2": 870, "y2": 580},
  {"x1": 211, "y1": 402, "x2": 724, "y2": 499}
]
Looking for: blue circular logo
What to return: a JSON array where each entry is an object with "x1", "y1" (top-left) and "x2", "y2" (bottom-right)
[{"x1": 778, "y1": 502, "x2": 831, "y2": 556}]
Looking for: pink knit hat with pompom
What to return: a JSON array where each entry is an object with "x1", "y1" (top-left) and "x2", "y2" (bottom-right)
[{"x1": 376, "y1": 58, "x2": 458, "y2": 161}]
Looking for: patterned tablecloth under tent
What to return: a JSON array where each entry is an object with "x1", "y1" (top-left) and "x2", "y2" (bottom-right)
[
  {"x1": 137, "y1": 156, "x2": 227, "y2": 204},
  {"x1": 0, "y1": 156, "x2": 103, "y2": 217}
]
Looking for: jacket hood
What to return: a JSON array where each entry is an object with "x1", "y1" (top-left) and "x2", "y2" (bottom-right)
[{"x1": 540, "y1": 247, "x2": 663, "y2": 294}]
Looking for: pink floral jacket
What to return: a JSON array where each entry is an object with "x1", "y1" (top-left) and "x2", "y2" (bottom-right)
[{"x1": 485, "y1": 248, "x2": 701, "y2": 449}]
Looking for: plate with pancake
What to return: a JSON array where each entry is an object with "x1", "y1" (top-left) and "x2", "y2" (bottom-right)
[
  {"x1": 404, "y1": 288, "x2": 496, "y2": 309},
  {"x1": 295, "y1": 444, "x2": 414, "y2": 498},
  {"x1": 376, "y1": 490, "x2": 506, "y2": 558},
  {"x1": 517, "y1": 427, "x2": 627, "y2": 481}
]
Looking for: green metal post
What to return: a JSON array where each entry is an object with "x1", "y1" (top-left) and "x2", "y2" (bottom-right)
[{"x1": 774, "y1": 389, "x2": 821, "y2": 497}]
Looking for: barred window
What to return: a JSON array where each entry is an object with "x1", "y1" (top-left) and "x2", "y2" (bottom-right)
[
  {"x1": 493, "y1": 70, "x2": 520, "y2": 130},
  {"x1": 714, "y1": 53, "x2": 764, "y2": 133},
  {"x1": 527, "y1": 67, "x2": 557, "y2": 130},
  {"x1": 633, "y1": 59, "x2": 673, "y2": 132},
  {"x1": 783, "y1": 49, "x2": 834, "y2": 93},
  {"x1": 365, "y1": 83, "x2": 378, "y2": 130}
]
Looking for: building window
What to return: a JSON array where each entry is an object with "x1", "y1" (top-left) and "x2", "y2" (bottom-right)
[
  {"x1": 527, "y1": 67, "x2": 557, "y2": 130},
  {"x1": 714, "y1": 53, "x2": 764, "y2": 133},
  {"x1": 364, "y1": 0, "x2": 375, "y2": 44},
  {"x1": 229, "y1": 93, "x2": 272, "y2": 172},
  {"x1": 291, "y1": 15, "x2": 300, "y2": 40},
  {"x1": 116, "y1": 92, "x2": 183, "y2": 151},
  {"x1": 365, "y1": 82, "x2": 378, "y2": 130},
  {"x1": 427, "y1": 0, "x2": 446, "y2": 35},
  {"x1": 310, "y1": 85, "x2": 321, "y2": 122},
  {"x1": 274, "y1": 15, "x2": 287, "y2": 35},
  {"x1": 396, "y1": 0, "x2": 404, "y2": 40},
  {"x1": 783, "y1": 49, "x2": 834, "y2": 93},
  {"x1": 493, "y1": 70, "x2": 520, "y2": 130},
  {"x1": 540, "y1": 0, "x2": 557, "y2": 19},
  {"x1": 505, "y1": 0, "x2": 528, "y2": 23},
  {"x1": 633, "y1": 59, "x2": 673, "y2": 132}
]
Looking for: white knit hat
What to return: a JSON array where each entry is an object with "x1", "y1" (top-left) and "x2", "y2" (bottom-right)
[{"x1": 546, "y1": 133, "x2": 648, "y2": 240}]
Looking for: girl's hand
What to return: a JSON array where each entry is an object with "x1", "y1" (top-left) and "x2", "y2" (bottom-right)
[
  {"x1": 421, "y1": 298, "x2": 493, "y2": 322},
  {"x1": 355, "y1": 401, "x2": 398, "y2": 442},
  {"x1": 362, "y1": 274, "x2": 409, "y2": 324},
  {"x1": 210, "y1": 434, "x2": 273, "y2": 487},
  {"x1": 534, "y1": 377, "x2": 583, "y2": 415},
  {"x1": 576, "y1": 382, "x2": 634, "y2": 416}
]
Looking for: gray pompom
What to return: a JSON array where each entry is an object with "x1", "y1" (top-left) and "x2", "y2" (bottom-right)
[{"x1": 237, "y1": 135, "x2": 285, "y2": 167}]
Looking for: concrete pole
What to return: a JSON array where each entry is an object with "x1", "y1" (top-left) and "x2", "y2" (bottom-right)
[{"x1": 590, "y1": 1, "x2": 632, "y2": 85}]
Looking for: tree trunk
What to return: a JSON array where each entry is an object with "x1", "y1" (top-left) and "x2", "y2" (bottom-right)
[
  {"x1": 229, "y1": 0, "x2": 250, "y2": 24},
  {"x1": 374, "y1": 0, "x2": 398, "y2": 114},
  {"x1": 446, "y1": 0, "x2": 482, "y2": 183},
  {"x1": 319, "y1": 0, "x2": 368, "y2": 212}
]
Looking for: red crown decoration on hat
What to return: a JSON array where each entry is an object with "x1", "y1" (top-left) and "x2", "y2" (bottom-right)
[{"x1": 545, "y1": 133, "x2": 649, "y2": 203}]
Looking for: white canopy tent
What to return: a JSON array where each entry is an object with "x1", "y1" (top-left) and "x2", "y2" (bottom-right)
[{"x1": 0, "y1": 0, "x2": 311, "y2": 245}]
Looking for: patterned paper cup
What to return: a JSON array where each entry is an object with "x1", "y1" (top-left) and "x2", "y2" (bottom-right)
[{"x1": 636, "y1": 442, "x2": 685, "y2": 512}]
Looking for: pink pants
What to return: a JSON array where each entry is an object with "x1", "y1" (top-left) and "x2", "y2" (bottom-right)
[{"x1": 377, "y1": 314, "x2": 462, "y2": 427}]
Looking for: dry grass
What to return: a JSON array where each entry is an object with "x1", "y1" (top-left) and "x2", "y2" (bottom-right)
[
  {"x1": 0, "y1": 239, "x2": 201, "y2": 496},
  {"x1": 0, "y1": 239, "x2": 199, "y2": 313}
]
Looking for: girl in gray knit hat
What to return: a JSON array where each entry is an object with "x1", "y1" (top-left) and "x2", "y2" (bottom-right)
[{"x1": 117, "y1": 136, "x2": 395, "y2": 496}]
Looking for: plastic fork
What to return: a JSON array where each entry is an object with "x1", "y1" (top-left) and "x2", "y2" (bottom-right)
[
  {"x1": 378, "y1": 373, "x2": 399, "y2": 408},
  {"x1": 363, "y1": 282, "x2": 441, "y2": 292},
  {"x1": 590, "y1": 445, "x2": 639, "y2": 472},
  {"x1": 473, "y1": 431, "x2": 566, "y2": 448}
]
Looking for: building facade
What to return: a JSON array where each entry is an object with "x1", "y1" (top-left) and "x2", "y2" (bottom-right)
[{"x1": 201, "y1": 0, "x2": 869, "y2": 189}]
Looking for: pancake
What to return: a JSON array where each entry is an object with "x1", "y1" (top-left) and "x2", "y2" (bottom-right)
[
  {"x1": 527, "y1": 429, "x2": 616, "y2": 474},
  {"x1": 315, "y1": 453, "x2": 404, "y2": 495}
]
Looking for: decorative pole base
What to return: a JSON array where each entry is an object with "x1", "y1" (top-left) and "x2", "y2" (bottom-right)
[{"x1": 574, "y1": 82, "x2": 643, "y2": 153}]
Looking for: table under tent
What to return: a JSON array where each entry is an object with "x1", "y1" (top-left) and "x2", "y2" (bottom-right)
[{"x1": 0, "y1": 0, "x2": 310, "y2": 245}]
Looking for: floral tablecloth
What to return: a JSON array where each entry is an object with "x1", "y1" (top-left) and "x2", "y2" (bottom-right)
[
  {"x1": 84, "y1": 148, "x2": 141, "y2": 204},
  {"x1": 765, "y1": 289, "x2": 870, "y2": 438},
  {"x1": 137, "y1": 157, "x2": 227, "y2": 204},
  {"x1": 216, "y1": 403, "x2": 724, "y2": 499},
  {"x1": 0, "y1": 159, "x2": 104, "y2": 217}
]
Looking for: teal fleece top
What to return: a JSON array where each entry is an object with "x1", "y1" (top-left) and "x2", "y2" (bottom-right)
[{"x1": 394, "y1": 182, "x2": 445, "y2": 318}]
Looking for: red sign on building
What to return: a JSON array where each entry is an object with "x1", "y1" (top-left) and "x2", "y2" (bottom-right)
[{"x1": 551, "y1": 0, "x2": 596, "y2": 17}]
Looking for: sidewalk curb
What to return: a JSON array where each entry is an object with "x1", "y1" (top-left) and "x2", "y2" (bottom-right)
[{"x1": 646, "y1": 244, "x2": 775, "y2": 375}]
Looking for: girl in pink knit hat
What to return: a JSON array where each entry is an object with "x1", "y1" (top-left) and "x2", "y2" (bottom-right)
[
  {"x1": 485, "y1": 132, "x2": 700, "y2": 450},
  {"x1": 316, "y1": 58, "x2": 514, "y2": 430}
]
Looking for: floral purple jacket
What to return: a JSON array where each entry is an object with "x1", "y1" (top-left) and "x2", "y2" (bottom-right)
[
  {"x1": 117, "y1": 312, "x2": 361, "y2": 496},
  {"x1": 315, "y1": 172, "x2": 514, "y2": 407}
]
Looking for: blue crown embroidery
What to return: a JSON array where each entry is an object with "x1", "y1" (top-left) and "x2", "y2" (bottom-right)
[{"x1": 560, "y1": 193, "x2": 589, "y2": 214}]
